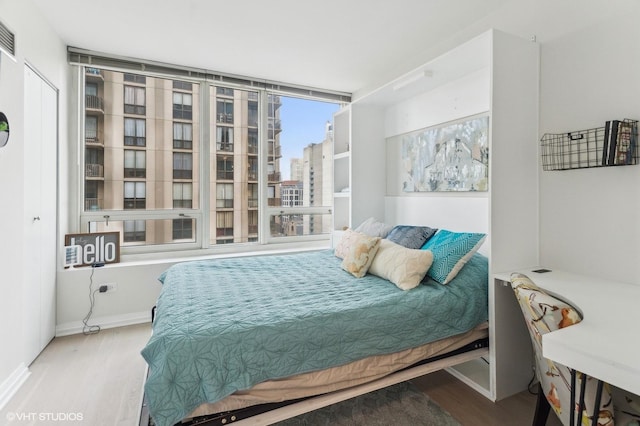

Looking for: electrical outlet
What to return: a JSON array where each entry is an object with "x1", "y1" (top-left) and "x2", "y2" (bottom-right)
[{"x1": 100, "y1": 282, "x2": 117, "y2": 293}]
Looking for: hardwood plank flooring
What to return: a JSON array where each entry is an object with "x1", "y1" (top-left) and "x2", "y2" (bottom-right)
[
  {"x1": 1, "y1": 324, "x2": 560, "y2": 425},
  {"x1": 413, "y1": 371, "x2": 562, "y2": 426},
  {"x1": 0, "y1": 324, "x2": 150, "y2": 426}
]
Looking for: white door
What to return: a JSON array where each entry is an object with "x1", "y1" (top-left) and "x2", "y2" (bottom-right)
[{"x1": 23, "y1": 65, "x2": 57, "y2": 364}]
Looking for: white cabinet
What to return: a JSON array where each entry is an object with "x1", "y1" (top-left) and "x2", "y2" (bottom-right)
[
  {"x1": 23, "y1": 65, "x2": 57, "y2": 364},
  {"x1": 338, "y1": 29, "x2": 539, "y2": 401}
]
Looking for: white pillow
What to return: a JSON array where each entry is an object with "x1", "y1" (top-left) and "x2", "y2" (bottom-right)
[
  {"x1": 354, "y1": 217, "x2": 394, "y2": 238},
  {"x1": 369, "y1": 239, "x2": 434, "y2": 290},
  {"x1": 334, "y1": 228, "x2": 360, "y2": 259},
  {"x1": 340, "y1": 231, "x2": 381, "y2": 278}
]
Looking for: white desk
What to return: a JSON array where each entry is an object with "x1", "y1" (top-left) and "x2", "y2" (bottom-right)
[{"x1": 494, "y1": 268, "x2": 640, "y2": 396}]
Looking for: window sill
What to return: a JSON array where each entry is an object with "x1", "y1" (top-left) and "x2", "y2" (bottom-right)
[{"x1": 60, "y1": 239, "x2": 332, "y2": 271}]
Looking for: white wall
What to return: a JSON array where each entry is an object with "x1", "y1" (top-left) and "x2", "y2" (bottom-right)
[
  {"x1": 56, "y1": 262, "x2": 165, "y2": 336},
  {"x1": 0, "y1": 0, "x2": 69, "y2": 406},
  {"x1": 538, "y1": 4, "x2": 640, "y2": 283}
]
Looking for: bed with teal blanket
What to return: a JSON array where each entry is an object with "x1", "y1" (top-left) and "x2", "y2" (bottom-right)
[{"x1": 141, "y1": 249, "x2": 488, "y2": 426}]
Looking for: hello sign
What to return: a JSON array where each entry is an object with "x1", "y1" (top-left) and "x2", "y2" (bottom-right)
[{"x1": 64, "y1": 232, "x2": 120, "y2": 267}]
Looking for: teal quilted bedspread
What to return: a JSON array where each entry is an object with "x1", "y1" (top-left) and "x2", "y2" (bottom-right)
[{"x1": 141, "y1": 250, "x2": 488, "y2": 426}]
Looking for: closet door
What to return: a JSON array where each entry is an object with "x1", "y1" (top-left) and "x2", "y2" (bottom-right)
[{"x1": 23, "y1": 65, "x2": 57, "y2": 364}]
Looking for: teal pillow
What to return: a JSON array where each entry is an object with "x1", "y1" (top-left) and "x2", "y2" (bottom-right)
[{"x1": 421, "y1": 230, "x2": 486, "y2": 284}]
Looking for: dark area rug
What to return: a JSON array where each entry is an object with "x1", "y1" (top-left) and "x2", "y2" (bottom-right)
[{"x1": 274, "y1": 381, "x2": 461, "y2": 426}]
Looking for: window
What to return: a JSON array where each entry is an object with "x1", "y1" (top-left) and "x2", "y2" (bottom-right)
[
  {"x1": 85, "y1": 116, "x2": 98, "y2": 143},
  {"x1": 85, "y1": 181, "x2": 101, "y2": 211},
  {"x1": 173, "y1": 152, "x2": 193, "y2": 180},
  {"x1": 173, "y1": 123, "x2": 192, "y2": 149},
  {"x1": 172, "y1": 218, "x2": 193, "y2": 240},
  {"x1": 124, "y1": 220, "x2": 146, "y2": 242},
  {"x1": 216, "y1": 87, "x2": 233, "y2": 97},
  {"x1": 248, "y1": 183, "x2": 258, "y2": 208},
  {"x1": 124, "y1": 182, "x2": 146, "y2": 209},
  {"x1": 216, "y1": 155, "x2": 233, "y2": 180},
  {"x1": 248, "y1": 210, "x2": 258, "y2": 235},
  {"x1": 85, "y1": 148, "x2": 103, "y2": 178},
  {"x1": 248, "y1": 129, "x2": 258, "y2": 154},
  {"x1": 248, "y1": 101, "x2": 258, "y2": 127},
  {"x1": 173, "y1": 92, "x2": 192, "y2": 120},
  {"x1": 216, "y1": 99, "x2": 234, "y2": 123},
  {"x1": 216, "y1": 211, "x2": 233, "y2": 238},
  {"x1": 173, "y1": 183, "x2": 192, "y2": 208},
  {"x1": 124, "y1": 118, "x2": 146, "y2": 146},
  {"x1": 216, "y1": 183, "x2": 234, "y2": 209},
  {"x1": 78, "y1": 65, "x2": 342, "y2": 254},
  {"x1": 248, "y1": 157, "x2": 258, "y2": 181},
  {"x1": 124, "y1": 73, "x2": 146, "y2": 84},
  {"x1": 124, "y1": 150, "x2": 146, "y2": 178},
  {"x1": 173, "y1": 80, "x2": 192, "y2": 91},
  {"x1": 124, "y1": 85, "x2": 146, "y2": 115},
  {"x1": 86, "y1": 83, "x2": 97, "y2": 96},
  {"x1": 216, "y1": 127, "x2": 233, "y2": 152}
]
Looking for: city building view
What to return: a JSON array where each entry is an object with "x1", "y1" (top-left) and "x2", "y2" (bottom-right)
[{"x1": 83, "y1": 67, "x2": 337, "y2": 249}]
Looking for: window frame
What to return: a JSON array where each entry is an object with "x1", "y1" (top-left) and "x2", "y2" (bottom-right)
[{"x1": 76, "y1": 66, "x2": 340, "y2": 259}]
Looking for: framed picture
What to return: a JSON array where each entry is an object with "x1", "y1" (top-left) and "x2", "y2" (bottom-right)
[
  {"x1": 64, "y1": 232, "x2": 120, "y2": 267},
  {"x1": 389, "y1": 115, "x2": 489, "y2": 192}
]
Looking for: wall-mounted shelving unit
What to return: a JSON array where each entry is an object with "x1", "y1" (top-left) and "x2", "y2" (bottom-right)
[
  {"x1": 332, "y1": 29, "x2": 540, "y2": 402},
  {"x1": 332, "y1": 106, "x2": 352, "y2": 243},
  {"x1": 541, "y1": 119, "x2": 638, "y2": 171}
]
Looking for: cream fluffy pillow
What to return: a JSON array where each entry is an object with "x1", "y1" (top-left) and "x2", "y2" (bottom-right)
[
  {"x1": 340, "y1": 231, "x2": 381, "y2": 278},
  {"x1": 334, "y1": 228, "x2": 359, "y2": 259},
  {"x1": 369, "y1": 239, "x2": 434, "y2": 290}
]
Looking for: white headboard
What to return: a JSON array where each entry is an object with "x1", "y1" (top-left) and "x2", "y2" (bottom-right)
[{"x1": 384, "y1": 195, "x2": 490, "y2": 256}]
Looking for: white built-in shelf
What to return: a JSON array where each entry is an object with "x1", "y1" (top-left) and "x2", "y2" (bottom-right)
[{"x1": 333, "y1": 151, "x2": 350, "y2": 160}]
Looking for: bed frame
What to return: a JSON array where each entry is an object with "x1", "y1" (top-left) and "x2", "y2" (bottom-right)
[{"x1": 138, "y1": 336, "x2": 488, "y2": 426}]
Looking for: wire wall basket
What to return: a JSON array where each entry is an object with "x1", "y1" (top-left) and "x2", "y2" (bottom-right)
[{"x1": 540, "y1": 119, "x2": 638, "y2": 171}]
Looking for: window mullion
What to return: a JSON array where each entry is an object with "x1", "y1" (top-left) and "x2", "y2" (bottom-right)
[
  {"x1": 199, "y1": 81, "x2": 211, "y2": 249},
  {"x1": 258, "y1": 89, "x2": 269, "y2": 244}
]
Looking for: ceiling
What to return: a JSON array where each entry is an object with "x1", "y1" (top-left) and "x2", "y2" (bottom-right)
[{"x1": 33, "y1": 0, "x2": 514, "y2": 95}]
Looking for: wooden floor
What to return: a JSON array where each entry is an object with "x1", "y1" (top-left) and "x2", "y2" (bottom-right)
[
  {"x1": 413, "y1": 371, "x2": 561, "y2": 426},
  {"x1": 0, "y1": 324, "x2": 149, "y2": 426},
  {"x1": 0, "y1": 323, "x2": 561, "y2": 426}
]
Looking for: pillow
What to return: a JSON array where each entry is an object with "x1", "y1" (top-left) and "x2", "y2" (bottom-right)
[
  {"x1": 340, "y1": 232, "x2": 381, "y2": 278},
  {"x1": 334, "y1": 228, "x2": 360, "y2": 259},
  {"x1": 386, "y1": 225, "x2": 437, "y2": 249},
  {"x1": 421, "y1": 229, "x2": 486, "y2": 284},
  {"x1": 369, "y1": 239, "x2": 434, "y2": 290},
  {"x1": 354, "y1": 217, "x2": 394, "y2": 238}
]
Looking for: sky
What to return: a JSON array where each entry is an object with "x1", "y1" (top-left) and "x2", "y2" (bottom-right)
[{"x1": 278, "y1": 96, "x2": 341, "y2": 180}]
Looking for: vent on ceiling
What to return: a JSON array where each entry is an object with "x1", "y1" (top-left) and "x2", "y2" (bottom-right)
[{"x1": 0, "y1": 20, "x2": 16, "y2": 57}]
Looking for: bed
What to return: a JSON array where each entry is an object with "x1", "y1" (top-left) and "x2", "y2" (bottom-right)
[{"x1": 141, "y1": 246, "x2": 489, "y2": 426}]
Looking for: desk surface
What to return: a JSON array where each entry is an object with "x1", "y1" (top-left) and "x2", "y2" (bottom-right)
[{"x1": 495, "y1": 268, "x2": 640, "y2": 396}]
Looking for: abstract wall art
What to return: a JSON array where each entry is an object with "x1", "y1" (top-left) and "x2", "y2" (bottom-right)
[{"x1": 391, "y1": 115, "x2": 489, "y2": 192}]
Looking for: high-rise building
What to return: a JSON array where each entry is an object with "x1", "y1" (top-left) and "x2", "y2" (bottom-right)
[
  {"x1": 302, "y1": 124, "x2": 334, "y2": 235},
  {"x1": 83, "y1": 68, "x2": 282, "y2": 246},
  {"x1": 281, "y1": 181, "x2": 303, "y2": 207},
  {"x1": 289, "y1": 158, "x2": 304, "y2": 181}
]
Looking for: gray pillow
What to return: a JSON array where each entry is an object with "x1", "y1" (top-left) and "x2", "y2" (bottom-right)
[
  {"x1": 386, "y1": 225, "x2": 438, "y2": 249},
  {"x1": 354, "y1": 217, "x2": 394, "y2": 238}
]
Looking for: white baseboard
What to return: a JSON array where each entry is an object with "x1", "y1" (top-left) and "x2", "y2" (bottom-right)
[
  {"x1": 55, "y1": 311, "x2": 151, "y2": 337},
  {"x1": 0, "y1": 363, "x2": 31, "y2": 411}
]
